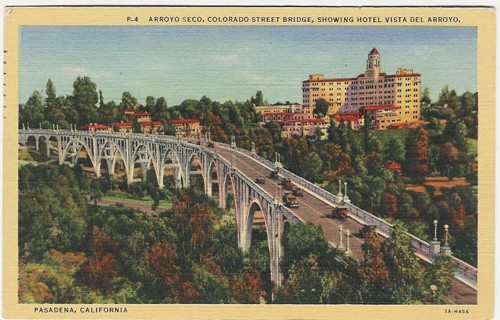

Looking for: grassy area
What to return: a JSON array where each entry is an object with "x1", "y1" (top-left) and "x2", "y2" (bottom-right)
[
  {"x1": 370, "y1": 128, "x2": 412, "y2": 145},
  {"x1": 103, "y1": 194, "x2": 172, "y2": 209},
  {"x1": 374, "y1": 128, "x2": 412, "y2": 144}
]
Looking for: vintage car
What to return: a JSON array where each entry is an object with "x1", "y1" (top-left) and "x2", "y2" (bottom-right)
[
  {"x1": 282, "y1": 192, "x2": 299, "y2": 208},
  {"x1": 330, "y1": 206, "x2": 348, "y2": 219},
  {"x1": 292, "y1": 187, "x2": 304, "y2": 197},
  {"x1": 359, "y1": 225, "x2": 377, "y2": 238},
  {"x1": 281, "y1": 178, "x2": 293, "y2": 190},
  {"x1": 255, "y1": 176, "x2": 266, "y2": 184},
  {"x1": 269, "y1": 170, "x2": 279, "y2": 180}
]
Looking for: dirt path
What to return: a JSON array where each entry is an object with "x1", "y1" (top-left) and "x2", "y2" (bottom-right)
[{"x1": 93, "y1": 198, "x2": 169, "y2": 214}]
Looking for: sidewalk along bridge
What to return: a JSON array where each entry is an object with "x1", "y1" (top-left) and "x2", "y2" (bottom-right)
[{"x1": 19, "y1": 128, "x2": 477, "y2": 302}]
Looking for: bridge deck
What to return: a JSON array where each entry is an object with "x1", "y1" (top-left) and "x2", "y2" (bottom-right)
[{"x1": 215, "y1": 145, "x2": 477, "y2": 304}]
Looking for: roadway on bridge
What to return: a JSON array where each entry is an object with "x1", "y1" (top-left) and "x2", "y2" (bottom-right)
[
  {"x1": 214, "y1": 145, "x2": 477, "y2": 304},
  {"x1": 215, "y1": 146, "x2": 372, "y2": 261}
]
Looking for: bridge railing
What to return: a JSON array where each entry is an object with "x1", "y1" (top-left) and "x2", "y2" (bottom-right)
[
  {"x1": 342, "y1": 203, "x2": 395, "y2": 237},
  {"x1": 408, "y1": 234, "x2": 431, "y2": 258},
  {"x1": 172, "y1": 139, "x2": 435, "y2": 262},
  {"x1": 450, "y1": 256, "x2": 478, "y2": 284},
  {"x1": 19, "y1": 129, "x2": 477, "y2": 289}
]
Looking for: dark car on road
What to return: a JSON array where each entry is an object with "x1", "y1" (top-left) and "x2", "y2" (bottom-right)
[{"x1": 359, "y1": 225, "x2": 377, "y2": 238}]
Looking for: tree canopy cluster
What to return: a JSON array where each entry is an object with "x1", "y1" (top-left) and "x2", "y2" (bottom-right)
[
  {"x1": 19, "y1": 76, "x2": 477, "y2": 300},
  {"x1": 19, "y1": 164, "x2": 455, "y2": 304},
  {"x1": 19, "y1": 164, "x2": 269, "y2": 303}
]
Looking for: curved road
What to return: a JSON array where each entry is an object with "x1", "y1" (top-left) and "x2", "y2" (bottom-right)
[{"x1": 214, "y1": 145, "x2": 477, "y2": 304}]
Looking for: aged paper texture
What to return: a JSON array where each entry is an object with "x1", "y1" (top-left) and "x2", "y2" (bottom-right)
[{"x1": 3, "y1": 6, "x2": 495, "y2": 320}]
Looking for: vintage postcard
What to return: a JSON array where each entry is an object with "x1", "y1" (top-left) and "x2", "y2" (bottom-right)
[{"x1": 3, "y1": 6, "x2": 495, "y2": 320}]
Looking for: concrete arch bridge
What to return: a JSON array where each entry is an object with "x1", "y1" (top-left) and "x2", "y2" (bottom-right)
[{"x1": 19, "y1": 129, "x2": 477, "y2": 302}]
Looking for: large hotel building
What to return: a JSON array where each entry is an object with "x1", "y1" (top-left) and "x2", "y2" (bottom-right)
[{"x1": 302, "y1": 48, "x2": 421, "y2": 128}]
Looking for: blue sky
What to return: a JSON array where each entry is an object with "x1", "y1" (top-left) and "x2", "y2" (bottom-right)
[{"x1": 20, "y1": 26, "x2": 476, "y2": 106}]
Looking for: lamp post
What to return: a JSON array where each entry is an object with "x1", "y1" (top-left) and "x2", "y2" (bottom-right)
[
  {"x1": 337, "y1": 179, "x2": 343, "y2": 200},
  {"x1": 343, "y1": 181, "x2": 350, "y2": 203},
  {"x1": 231, "y1": 135, "x2": 236, "y2": 148},
  {"x1": 441, "y1": 224, "x2": 451, "y2": 256},
  {"x1": 430, "y1": 284, "x2": 438, "y2": 303},
  {"x1": 429, "y1": 219, "x2": 441, "y2": 257},
  {"x1": 444, "y1": 224, "x2": 449, "y2": 246},
  {"x1": 433, "y1": 219, "x2": 438, "y2": 242}
]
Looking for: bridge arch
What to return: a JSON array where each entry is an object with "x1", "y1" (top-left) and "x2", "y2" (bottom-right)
[
  {"x1": 206, "y1": 159, "x2": 220, "y2": 199},
  {"x1": 243, "y1": 198, "x2": 273, "y2": 253},
  {"x1": 185, "y1": 151, "x2": 205, "y2": 190},
  {"x1": 96, "y1": 140, "x2": 128, "y2": 179},
  {"x1": 222, "y1": 171, "x2": 236, "y2": 212},
  {"x1": 160, "y1": 148, "x2": 182, "y2": 188},
  {"x1": 127, "y1": 143, "x2": 158, "y2": 184},
  {"x1": 61, "y1": 137, "x2": 97, "y2": 171}
]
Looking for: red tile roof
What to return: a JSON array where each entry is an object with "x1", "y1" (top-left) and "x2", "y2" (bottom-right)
[
  {"x1": 335, "y1": 112, "x2": 363, "y2": 122},
  {"x1": 81, "y1": 124, "x2": 110, "y2": 130},
  {"x1": 171, "y1": 119, "x2": 200, "y2": 124},
  {"x1": 369, "y1": 47, "x2": 379, "y2": 55},
  {"x1": 385, "y1": 161, "x2": 402, "y2": 172},
  {"x1": 113, "y1": 121, "x2": 133, "y2": 127}
]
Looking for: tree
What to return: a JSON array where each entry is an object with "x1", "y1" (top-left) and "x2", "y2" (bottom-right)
[
  {"x1": 277, "y1": 254, "x2": 323, "y2": 303},
  {"x1": 424, "y1": 256, "x2": 455, "y2": 304},
  {"x1": 72, "y1": 76, "x2": 99, "y2": 125},
  {"x1": 438, "y1": 142, "x2": 460, "y2": 177},
  {"x1": 384, "y1": 138, "x2": 406, "y2": 164},
  {"x1": 83, "y1": 252, "x2": 120, "y2": 293},
  {"x1": 360, "y1": 232, "x2": 390, "y2": 303},
  {"x1": 144, "y1": 241, "x2": 181, "y2": 299},
  {"x1": 313, "y1": 98, "x2": 329, "y2": 118},
  {"x1": 99, "y1": 101, "x2": 117, "y2": 124},
  {"x1": 144, "y1": 96, "x2": 156, "y2": 112},
  {"x1": 438, "y1": 85, "x2": 460, "y2": 109},
  {"x1": 19, "y1": 165, "x2": 88, "y2": 261},
  {"x1": 421, "y1": 87, "x2": 431, "y2": 106},
  {"x1": 383, "y1": 193, "x2": 398, "y2": 218},
  {"x1": 152, "y1": 97, "x2": 169, "y2": 123},
  {"x1": 405, "y1": 128, "x2": 430, "y2": 178},
  {"x1": 192, "y1": 257, "x2": 233, "y2": 303},
  {"x1": 251, "y1": 90, "x2": 264, "y2": 106},
  {"x1": 45, "y1": 79, "x2": 57, "y2": 111},
  {"x1": 120, "y1": 91, "x2": 138, "y2": 110},
  {"x1": 21, "y1": 90, "x2": 45, "y2": 128},
  {"x1": 281, "y1": 222, "x2": 329, "y2": 277},
  {"x1": 230, "y1": 266, "x2": 263, "y2": 303},
  {"x1": 327, "y1": 120, "x2": 339, "y2": 144},
  {"x1": 19, "y1": 250, "x2": 88, "y2": 303},
  {"x1": 380, "y1": 224, "x2": 425, "y2": 303}
]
